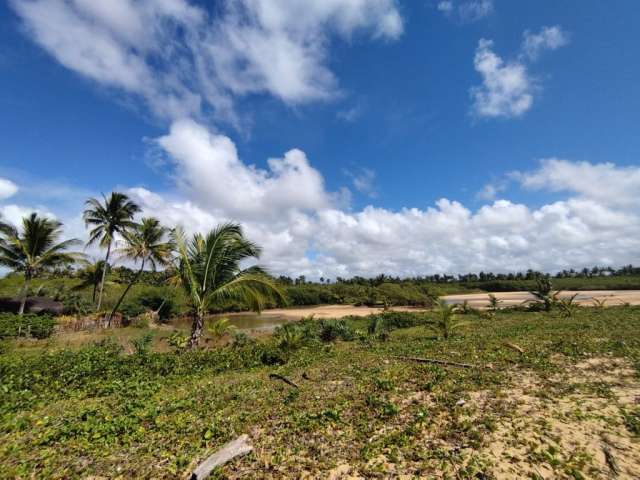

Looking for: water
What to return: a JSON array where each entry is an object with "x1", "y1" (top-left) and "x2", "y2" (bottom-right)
[{"x1": 218, "y1": 313, "x2": 291, "y2": 331}]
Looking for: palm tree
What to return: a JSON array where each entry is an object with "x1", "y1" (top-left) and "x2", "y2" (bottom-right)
[
  {"x1": 172, "y1": 223, "x2": 285, "y2": 349},
  {"x1": 0, "y1": 213, "x2": 83, "y2": 315},
  {"x1": 108, "y1": 218, "x2": 173, "y2": 322},
  {"x1": 83, "y1": 192, "x2": 140, "y2": 310},
  {"x1": 73, "y1": 259, "x2": 107, "y2": 304},
  {"x1": 426, "y1": 300, "x2": 470, "y2": 339}
]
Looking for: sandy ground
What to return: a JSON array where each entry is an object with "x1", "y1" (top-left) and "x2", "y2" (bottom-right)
[
  {"x1": 443, "y1": 290, "x2": 640, "y2": 308},
  {"x1": 256, "y1": 290, "x2": 640, "y2": 320},
  {"x1": 255, "y1": 304, "x2": 424, "y2": 320}
]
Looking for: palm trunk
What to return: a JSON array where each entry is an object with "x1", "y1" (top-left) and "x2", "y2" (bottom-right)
[
  {"x1": 107, "y1": 258, "x2": 145, "y2": 327},
  {"x1": 18, "y1": 276, "x2": 31, "y2": 316},
  {"x1": 96, "y1": 242, "x2": 111, "y2": 311},
  {"x1": 188, "y1": 311, "x2": 204, "y2": 349}
]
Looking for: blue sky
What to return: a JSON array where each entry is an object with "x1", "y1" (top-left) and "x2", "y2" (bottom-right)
[{"x1": 1, "y1": 0, "x2": 639, "y2": 278}]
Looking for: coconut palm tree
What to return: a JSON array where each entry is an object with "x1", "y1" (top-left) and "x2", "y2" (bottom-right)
[
  {"x1": 108, "y1": 218, "x2": 173, "y2": 322},
  {"x1": 83, "y1": 192, "x2": 140, "y2": 310},
  {"x1": 73, "y1": 259, "x2": 107, "y2": 304},
  {"x1": 0, "y1": 213, "x2": 83, "y2": 315},
  {"x1": 172, "y1": 223, "x2": 285, "y2": 349}
]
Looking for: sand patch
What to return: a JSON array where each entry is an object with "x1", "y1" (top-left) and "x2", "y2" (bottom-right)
[{"x1": 478, "y1": 357, "x2": 640, "y2": 479}]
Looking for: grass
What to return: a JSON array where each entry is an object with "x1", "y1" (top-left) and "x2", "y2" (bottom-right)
[{"x1": 1, "y1": 306, "x2": 640, "y2": 478}]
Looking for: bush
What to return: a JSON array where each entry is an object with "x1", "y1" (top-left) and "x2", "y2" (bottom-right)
[
  {"x1": 0, "y1": 313, "x2": 56, "y2": 339},
  {"x1": 131, "y1": 333, "x2": 154, "y2": 356},
  {"x1": 318, "y1": 319, "x2": 354, "y2": 342},
  {"x1": 136, "y1": 290, "x2": 179, "y2": 321}
]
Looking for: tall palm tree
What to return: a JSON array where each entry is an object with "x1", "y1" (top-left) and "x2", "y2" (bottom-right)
[
  {"x1": 173, "y1": 223, "x2": 285, "y2": 349},
  {"x1": 83, "y1": 192, "x2": 140, "y2": 310},
  {"x1": 108, "y1": 218, "x2": 173, "y2": 322},
  {"x1": 0, "y1": 213, "x2": 83, "y2": 315}
]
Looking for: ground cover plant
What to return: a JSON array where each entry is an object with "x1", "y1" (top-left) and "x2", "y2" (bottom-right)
[{"x1": 1, "y1": 305, "x2": 639, "y2": 478}]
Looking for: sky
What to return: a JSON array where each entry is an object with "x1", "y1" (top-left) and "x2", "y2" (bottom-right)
[{"x1": 1, "y1": 0, "x2": 639, "y2": 279}]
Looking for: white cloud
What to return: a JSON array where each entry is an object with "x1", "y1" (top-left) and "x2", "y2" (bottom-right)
[
  {"x1": 470, "y1": 26, "x2": 568, "y2": 119},
  {"x1": 347, "y1": 168, "x2": 377, "y2": 197},
  {"x1": 156, "y1": 119, "x2": 335, "y2": 220},
  {"x1": 438, "y1": 0, "x2": 493, "y2": 23},
  {"x1": 11, "y1": 0, "x2": 403, "y2": 125},
  {"x1": 522, "y1": 25, "x2": 569, "y2": 60},
  {"x1": 5, "y1": 144, "x2": 640, "y2": 278},
  {"x1": 476, "y1": 181, "x2": 506, "y2": 201},
  {"x1": 0, "y1": 178, "x2": 18, "y2": 200},
  {"x1": 516, "y1": 158, "x2": 640, "y2": 207},
  {"x1": 470, "y1": 39, "x2": 534, "y2": 118},
  {"x1": 126, "y1": 126, "x2": 640, "y2": 278}
]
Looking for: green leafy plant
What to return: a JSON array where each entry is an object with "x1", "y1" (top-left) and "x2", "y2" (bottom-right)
[
  {"x1": 488, "y1": 293, "x2": 502, "y2": 311},
  {"x1": 557, "y1": 293, "x2": 580, "y2": 318},
  {"x1": 131, "y1": 332, "x2": 154, "y2": 355},
  {"x1": 206, "y1": 317, "x2": 236, "y2": 340},
  {"x1": 426, "y1": 300, "x2": 471, "y2": 339},
  {"x1": 172, "y1": 223, "x2": 285, "y2": 349},
  {"x1": 529, "y1": 275, "x2": 560, "y2": 312}
]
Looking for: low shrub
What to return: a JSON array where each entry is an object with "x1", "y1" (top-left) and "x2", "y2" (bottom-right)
[{"x1": 0, "y1": 313, "x2": 56, "y2": 339}]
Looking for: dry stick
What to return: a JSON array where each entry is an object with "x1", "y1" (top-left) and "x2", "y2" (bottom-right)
[
  {"x1": 392, "y1": 355, "x2": 476, "y2": 369},
  {"x1": 504, "y1": 342, "x2": 525, "y2": 355},
  {"x1": 602, "y1": 443, "x2": 620, "y2": 477},
  {"x1": 269, "y1": 373, "x2": 299, "y2": 388},
  {"x1": 190, "y1": 435, "x2": 253, "y2": 480}
]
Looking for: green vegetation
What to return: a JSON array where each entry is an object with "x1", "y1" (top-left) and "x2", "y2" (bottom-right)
[
  {"x1": 1, "y1": 306, "x2": 639, "y2": 478},
  {"x1": 0, "y1": 213, "x2": 82, "y2": 314},
  {"x1": 83, "y1": 192, "x2": 140, "y2": 310},
  {"x1": 0, "y1": 313, "x2": 55, "y2": 339},
  {"x1": 172, "y1": 223, "x2": 284, "y2": 348}
]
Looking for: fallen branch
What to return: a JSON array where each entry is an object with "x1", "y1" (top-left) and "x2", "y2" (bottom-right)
[
  {"x1": 190, "y1": 435, "x2": 253, "y2": 480},
  {"x1": 269, "y1": 373, "x2": 299, "y2": 389},
  {"x1": 504, "y1": 342, "x2": 525, "y2": 355},
  {"x1": 602, "y1": 443, "x2": 620, "y2": 477},
  {"x1": 392, "y1": 355, "x2": 476, "y2": 369}
]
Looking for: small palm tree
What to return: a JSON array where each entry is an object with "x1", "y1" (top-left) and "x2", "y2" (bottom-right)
[
  {"x1": 529, "y1": 275, "x2": 561, "y2": 312},
  {"x1": 108, "y1": 217, "x2": 174, "y2": 323},
  {"x1": 0, "y1": 213, "x2": 83, "y2": 315},
  {"x1": 172, "y1": 223, "x2": 285, "y2": 349},
  {"x1": 83, "y1": 192, "x2": 140, "y2": 310},
  {"x1": 427, "y1": 300, "x2": 471, "y2": 339}
]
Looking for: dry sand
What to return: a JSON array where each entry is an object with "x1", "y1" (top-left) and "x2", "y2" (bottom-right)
[{"x1": 258, "y1": 290, "x2": 640, "y2": 320}]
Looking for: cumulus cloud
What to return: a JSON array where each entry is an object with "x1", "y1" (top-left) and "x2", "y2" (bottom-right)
[
  {"x1": 125, "y1": 126, "x2": 640, "y2": 278},
  {"x1": 470, "y1": 39, "x2": 533, "y2": 118},
  {"x1": 156, "y1": 119, "x2": 334, "y2": 220},
  {"x1": 0, "y1": 178, "x2": 18, "y2": 200},
  {"x1": 4, "y1": 144, "x2": 640, "y2": 278},
  {"x1": 11, "y1": 0, "x2": 403, "y2": 125},
  {"x1": 522, "y1": 25, "x2": 569, "y2": 60},
  {"x1": 516, "y1": 158, "x2": 640, "y2": 207},
  {"x1": 438, "y1": 0, "x2": 493, "y2": 23},
  {"x1": 470, "y1": 26, "x2": 568, "y2": 118}
]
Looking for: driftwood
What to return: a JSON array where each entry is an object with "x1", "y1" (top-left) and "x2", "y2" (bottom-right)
[
  {"x1": 269, "y1": 373, "x2": 299, "y2": 388},
  {"x1": 392, "y1": 355, "x2": 476, "y2": 369},
  {"x1": 190, "y1": 435, "x2": 253, "y2": 480}
]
